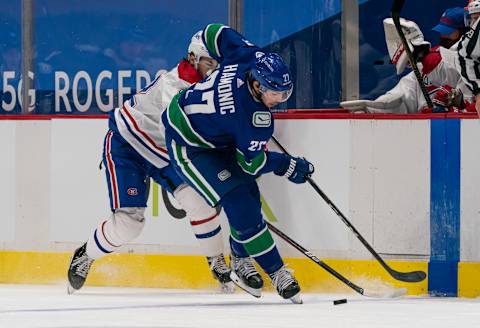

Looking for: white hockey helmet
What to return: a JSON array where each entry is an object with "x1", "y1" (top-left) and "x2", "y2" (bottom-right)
[
  {"x1": 188, "y1": 30, "x2": 211, "y2": 69},
  {"x1": 467, "y1": 0, "x2": 480, "y2": 14}
]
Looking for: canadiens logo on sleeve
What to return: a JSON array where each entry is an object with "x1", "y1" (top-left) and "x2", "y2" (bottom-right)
[
  {"x1": 252, "y1": 112, "x2": 271, "y2": 127},
  {"x1": 127, "y1": 188, "x2": 138, "y2": 196}
]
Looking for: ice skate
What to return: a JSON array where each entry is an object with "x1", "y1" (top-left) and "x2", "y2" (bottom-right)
[
  {"x1": 269, "y1": 265, "x2": 302, "y2": 304},
  {"x1": 207, "y1": 254, "x2": 235, "y2": 293},
  {"x1": 67, "y1": 243, "x2": 94, "y2": 294},
  {"x1": 229, "y1": 254, "x2": 264, "y2": 298}
]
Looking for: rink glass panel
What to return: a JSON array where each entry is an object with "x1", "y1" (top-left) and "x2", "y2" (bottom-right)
[
  {"x1": 0, "y1": 0, "x2": 228, "y2": 115},
  {"x1": 358, "y1": 0, "x2": 465, "y2": 100},
  {"x1": 244, "y1": 0, "x2": 342, "y2": 109},
  {"x1": 0, "y1": 1, "x2": 21, "y2": 114},
  {"x1": 1, "y1": 0, "x2": 469, "y2": 113}
]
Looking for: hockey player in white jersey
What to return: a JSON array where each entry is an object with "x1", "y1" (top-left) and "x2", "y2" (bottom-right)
[
  {"x1": 341, "y1": 7, "x2": 467, "y2": 114},
  {"x1": 458, "y1": 0, "x2": 480, "y2": 116},
  {"x1": 67, "y1": 31, "x2": 263, "y2": 294}
]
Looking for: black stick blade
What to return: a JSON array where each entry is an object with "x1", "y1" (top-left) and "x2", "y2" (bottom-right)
[{"x1": 389, "y1": 269, "x2": 427, "y2": 283}]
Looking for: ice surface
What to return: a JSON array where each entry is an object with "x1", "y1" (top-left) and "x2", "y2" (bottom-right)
[{"x1": 1, "y1": 284, "x2": 479, "y2": 328}]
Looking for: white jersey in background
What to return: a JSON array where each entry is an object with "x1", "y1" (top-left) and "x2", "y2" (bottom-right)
[
  {"x1": 111, "y1": 60, "x2": 201, "y2": 168},
  {"x1": 457, "y1": 18, "x2": 480, "y2": 100},
  {"x1": 379, "y1": 48, "x2": 462, "y2": 113},
  {"x1": 341, "y1": 17, "x2": 465, "y2": 114},
  {"x1": 341, "y1": 47, "x2": 462, "y2": 114}
]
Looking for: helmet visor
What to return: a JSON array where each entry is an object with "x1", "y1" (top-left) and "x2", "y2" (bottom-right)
[{"x1": 259, "y1": 85, "x2": 293, "y2": 103}]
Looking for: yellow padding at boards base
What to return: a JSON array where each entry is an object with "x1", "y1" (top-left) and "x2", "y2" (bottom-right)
[{"x1": 0, "y1": 251, "x2": 437, "y2": 296}]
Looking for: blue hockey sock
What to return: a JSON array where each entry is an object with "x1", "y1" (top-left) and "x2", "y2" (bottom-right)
[
  {"x1": 229, "y1": 236, "x2": 249, "y2": 257},
  {"x1": 221, "y1": 182, "x2": 284, "y2": 274}
]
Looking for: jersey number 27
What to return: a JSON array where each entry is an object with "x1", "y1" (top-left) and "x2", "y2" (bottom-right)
[{"x1": 184, "y1": 71, "x2": 220, "y2": 115}]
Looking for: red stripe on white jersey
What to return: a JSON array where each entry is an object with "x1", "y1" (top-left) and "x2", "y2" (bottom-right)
[
  {"x1": 105, "y1": 131, "x2": 120, "y2": 209},
  {"x1": 121, "y1": 106, "x2": 169, "y2": 155}
]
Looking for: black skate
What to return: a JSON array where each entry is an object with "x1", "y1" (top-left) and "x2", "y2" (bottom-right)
[
  {"x1": 229, "y1": 254, "x2": 264, "y2": 298},
  {"x1": 269, "y1": 266, "x2": 302, "y2": 304},
  {"x1": 67, "y1": 243, "x2": 94, "y2": 294},
  {"x1": 207, "y1": 254, "x2": 235, "y2": 293}
]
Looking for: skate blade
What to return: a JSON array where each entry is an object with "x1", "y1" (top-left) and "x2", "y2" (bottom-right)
[
  {"x1": 220, "y1": 281, "x2": 236, "y2": 294},
  {"x1": 67, "y1": 285, "x2": 77, "y2": 295},
  {"x1": 289, "y1": 294, "x2": 303, "y2": 304},
  {"x1": 229, "y1": 271, "x2": 261, "y2": 298}
]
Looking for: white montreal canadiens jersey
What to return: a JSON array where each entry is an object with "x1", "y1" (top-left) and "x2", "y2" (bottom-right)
[{"x1": 113, "y1": 65, "x2": 191, "y2": 168}]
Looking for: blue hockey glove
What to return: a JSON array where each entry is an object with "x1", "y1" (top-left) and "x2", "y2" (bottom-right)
[{"x1": 281, "y1": 156, "x2": 314, "y2": 184}]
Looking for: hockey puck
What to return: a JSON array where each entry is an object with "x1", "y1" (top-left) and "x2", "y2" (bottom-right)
[{"x1": 333, "y1": 298, "x2": 347, "y2": 305}]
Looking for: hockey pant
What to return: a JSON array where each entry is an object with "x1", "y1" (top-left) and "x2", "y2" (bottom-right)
[{"x1": 85, "y1": 129, "x2": 225, "y2": 259}]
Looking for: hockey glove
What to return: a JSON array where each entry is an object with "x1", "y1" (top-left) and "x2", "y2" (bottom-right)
[
  {"x1": 279, "y1": 156, "x2": 314, "y2": 184},
  {"x1": 422, "y1": 85, "x2": 466, "y2": 113}
]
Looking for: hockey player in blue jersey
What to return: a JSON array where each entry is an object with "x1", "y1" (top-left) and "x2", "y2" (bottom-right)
[
  {"x1": 67, "y1": 31, "x2": 263, "y2": 295},
  {"x1": 162, "y1": 24, "x2": 314, "y2": 303}
]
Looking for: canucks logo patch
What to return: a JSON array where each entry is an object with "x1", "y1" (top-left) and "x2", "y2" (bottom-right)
[
  {"x1": 217, "y1": 169, "x2": 231, "y2": 181},
  {"x1": 252, "y1": 112, "x2": 271, "y2": 127}
]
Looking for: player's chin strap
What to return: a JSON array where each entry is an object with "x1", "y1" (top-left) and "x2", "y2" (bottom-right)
[
  {"x1": 246, "y1": 73, "x2": 263, "y2": 103},
  {"x1": 205, "y1": 69, "x2": 214, "y2": 77},
  {"x1": 189, "y1": 52, "x2": 200, "y2": 71}
]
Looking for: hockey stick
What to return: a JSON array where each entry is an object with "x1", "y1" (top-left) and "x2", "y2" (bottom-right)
[
  {"x1": 266, "y1": 221, "x2": 406, "y2": 298},
  {"x1": 271, "y1": 135, "x2": 427, "y2": 283},
  {"x1": 391, "y1": 0, "x2": 434, "y2": 109}
]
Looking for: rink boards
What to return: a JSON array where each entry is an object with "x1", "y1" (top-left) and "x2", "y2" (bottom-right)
[{"x1": 0, "y1": 114, "x2": 479, "y2": 297}]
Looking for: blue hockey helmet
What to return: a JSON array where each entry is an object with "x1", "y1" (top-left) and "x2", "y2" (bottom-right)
[{"x1": 249, "y1": 52, "x2": 293, "y2": 103}]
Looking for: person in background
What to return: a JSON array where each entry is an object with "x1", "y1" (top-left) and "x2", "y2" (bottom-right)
[
  {"x1": 458, "y1": 0, "x2": 480, "y2": 117},
  {"x1": 341, "y1": 7, "x2": 469, "y2": 114}
]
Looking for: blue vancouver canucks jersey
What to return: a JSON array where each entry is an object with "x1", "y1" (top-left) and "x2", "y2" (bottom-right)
[{"x1": 162, "y1": 24, "x2": 286, "y2": 176}]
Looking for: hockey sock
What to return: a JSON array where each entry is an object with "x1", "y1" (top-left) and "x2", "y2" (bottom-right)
[
  {"x1": 229, "y1": 236, "x2": 250, "y2": 257},
  {"x1": 230, "y1": 223, "x2": 283, "y2": 274},
  {"x1": 174, "y1": 185, "x2": 225, "y2": 257},
  {"x1": 190, "y1": 214, "x2": 224, "y2": 257},
  {"x1": 86, "y1": 207, "x2": 145, "y2": 259},
  {"x1": 221, "y1": 182, "x2": 284, "y2": 274},
  {"x1": 86, "y1": 219, "x2": 119, "y2": 259}
]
